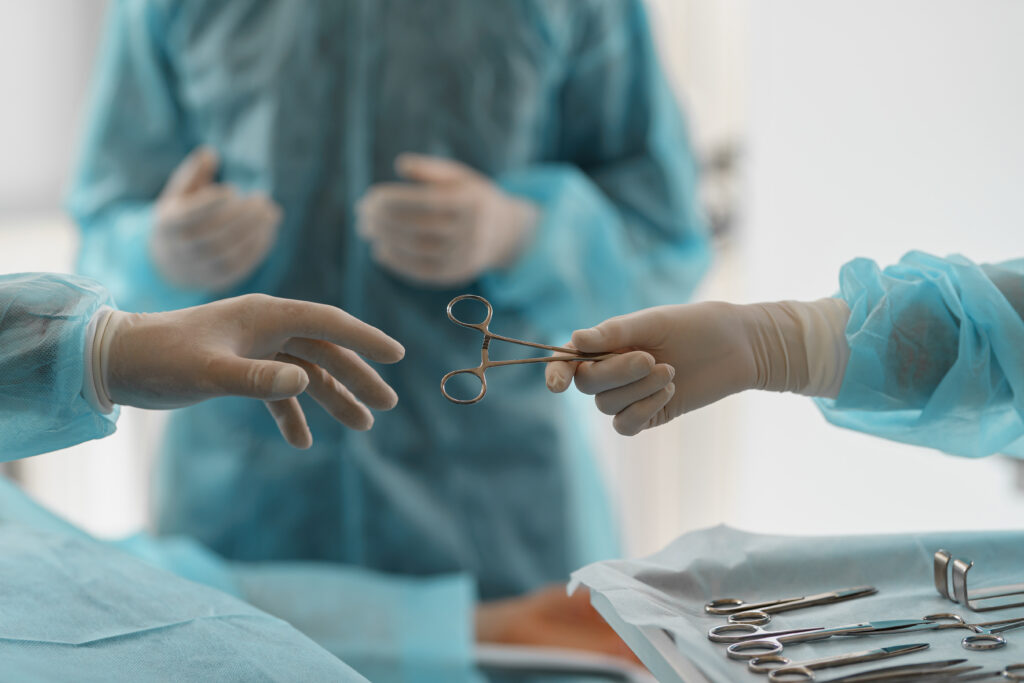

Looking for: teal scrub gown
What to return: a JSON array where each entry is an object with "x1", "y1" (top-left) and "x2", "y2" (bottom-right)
[{"x1": 69, "y1": 0, "x2": 712, "y2": 648}]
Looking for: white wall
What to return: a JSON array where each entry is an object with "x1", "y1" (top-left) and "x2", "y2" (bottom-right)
[
  {"x1": 0, "y1": 2, "x2": 106, "y2": 212},
  {"x1": 729, "y1": 0, "x2": 1024, "y2": 535}
]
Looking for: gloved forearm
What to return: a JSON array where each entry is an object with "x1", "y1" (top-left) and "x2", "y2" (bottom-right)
[
  {"x1": 0, "y1": 274, "x2": 119, "y2": 460},
  {"x1": 547, "y1": 297, "x2": 849, "y2": 436}
]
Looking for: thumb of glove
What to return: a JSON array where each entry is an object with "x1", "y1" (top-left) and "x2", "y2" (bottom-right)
[{"x1": 161, "y1": 146, "x2": 220, "y2": 199}]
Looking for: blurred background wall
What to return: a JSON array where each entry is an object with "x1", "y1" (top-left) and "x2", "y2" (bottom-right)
[{"x1": 1, "y1": 0, "x2": 1022, "y2": 555}]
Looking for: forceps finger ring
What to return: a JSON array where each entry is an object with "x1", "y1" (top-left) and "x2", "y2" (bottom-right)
[
  {"x1": 441, "y1": 294, "x2": 618, "y2": 404},
  {"x1": 962, "y1": 633, "x2": 1007, "y2": 651}
]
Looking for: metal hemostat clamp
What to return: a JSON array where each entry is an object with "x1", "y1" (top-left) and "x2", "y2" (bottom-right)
[{"x1": 935, "y1": 549, "x2": 1024, "y2": 613}]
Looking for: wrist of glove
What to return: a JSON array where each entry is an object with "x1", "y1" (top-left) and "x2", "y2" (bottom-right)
[
  {"x1": 743, "y1": 298, "x2": 850, "y2": 398},
  {"x1": 545, "y1": 298, "x2": 851, "y2": 436}
]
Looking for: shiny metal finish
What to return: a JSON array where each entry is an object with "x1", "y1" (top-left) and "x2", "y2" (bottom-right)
[
  {"x1": 711, "y1": 620, "x2": 937, "y2": 660},
  {"x1": 747, "y1": 642, "x2": 930, "y2": 681},
  {"x1": 704, "y1": 586, "x2": 878, "y2": 626},
  {"x1": 921, "y1": 612, "x2": 1024, "y2": 651},
  {"x1": 440, "y1": 294, "x2": 617, "y2": 404}
]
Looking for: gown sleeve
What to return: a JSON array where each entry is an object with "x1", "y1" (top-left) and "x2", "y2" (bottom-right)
[
  {"x1": 481, "y1": 0, "x2": 712, "y2": 337},
  {"x1": 0, "y1": 273, "x2": 119, "y2": 460},
  {"x1": 815, "y1": 251, "x2": 1024, "y2": 458},
  {"x1": 67, "y1": 0, "x2": 204, "y2": 313}
]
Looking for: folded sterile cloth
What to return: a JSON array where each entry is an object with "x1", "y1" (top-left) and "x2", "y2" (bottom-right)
[{"x1": 572, "y1": 525, "x2": 1024, "y2": 682}]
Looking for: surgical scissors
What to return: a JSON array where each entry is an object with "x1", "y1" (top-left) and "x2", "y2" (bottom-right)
[
  {"x1": 705, "y1": 586, "x2": 878, "y2": 625},
  {"x1": 709, "y1": 620, "x2": 937, "y2": 660},
  {"x1": 440, "y1": 294, "x2": 619, "y2": 404},
  {"x1": 929, "y1": 663, "x2": 1024, "y2": 681},
  {"x1": 811, "y1": 659, "x2": 970, "y2": 682},
  {"x1": 918, "y1": 613, "x2": 1024, "y2": 651},
  {"x1": 748, "y1": 643, "x2": 931, "y2": 681}
]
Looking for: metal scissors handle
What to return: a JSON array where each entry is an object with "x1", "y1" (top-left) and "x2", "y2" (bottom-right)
[
  {"x1": 441, "y1": 295, "x2": 617, "y2": 404},
  {"x1": 748, "y1": 643, "x2": 930, "y2": 681},
  {"x1": 922, "y1": 612, "x2": 1024, "y2": 651},
  {"x1": 706, "y1": 586, "x2": 878, "y2": 625},
  {"x1": 718, "y1": 620, "x2": 936, "y2": 660}
]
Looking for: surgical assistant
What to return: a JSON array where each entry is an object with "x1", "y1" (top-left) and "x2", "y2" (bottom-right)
[
  {"x1": 548, "y1": 252, "x2": 1024, "y2": 459},
  {"x1": 0, "y1": 272, "x2": 397, "y2": 681},
  {"x1": 69, "y1": 0, "x2": 711, "y2": 650}
]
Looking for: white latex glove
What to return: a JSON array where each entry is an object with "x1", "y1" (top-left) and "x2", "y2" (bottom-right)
[
  {"x1": 356, "y1": 153, "x2": 538, "y2": 288},
  {"x1": 545, "y1": 299, "x2": 851, "y2": 436},
  {"x1": 83, "y1": 294, "x2": 405, "y2": 448},
  {"x1": 151, "y1": 147, "x2": 282, "y2": 292}
]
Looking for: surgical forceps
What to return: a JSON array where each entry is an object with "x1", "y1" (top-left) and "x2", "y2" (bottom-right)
[
  {"x1": 917, "y1": 613, "x2": 1024, "y2": 651},
  {"x1": 705, "y1": 586, "x2": 878, "y2": 625},
  {"x1": 748, "y1": 643, "x2": 931, "y2": 682},
  {"x1": 441, "y1": 294, "x2": 618, "y2": 404},
  {"x1": 709, "y1": 620, "x2": 938, "y2": 660}
]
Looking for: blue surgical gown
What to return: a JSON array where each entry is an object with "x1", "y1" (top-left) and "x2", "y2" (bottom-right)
[
  {"x1": 817, "y1": 252, "x2": 1024, "y2": 458},
  {"x1": 0, "y1": 272, "x2": 118, "y2": 459},
  {"x1": 0, "y1": 273, "x2": 365, "y2": 681},
  {"x1": 69, "y1": 0, "x2": 711, "y2": 646}
]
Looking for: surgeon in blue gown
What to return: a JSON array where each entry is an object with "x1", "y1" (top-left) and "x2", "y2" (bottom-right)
[
  {"x1": 547, "y1": 251, "x2": 1024, "y2": 459},
  {"x1": 0, "y1": 271, "x2": 414, "y2": 682},
  {"x1": 69, "y1": 0, "x2": 711, "y2": 650}
]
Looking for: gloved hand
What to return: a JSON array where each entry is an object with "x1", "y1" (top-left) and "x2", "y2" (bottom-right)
[
  {"x1": 85, "y1": 294, "x2": 405, "y2": 448},
  {"x1": 545, "y1": 299, "x2": 851, "y2": 436},
  {"x1": 475, "y1": 584, "x2": 640, "y2": 666},
  {"x1": 151, "y1": 147, "x2": 282, "y2": 292},
  {"x1": 356, "y1": 153, "x2": 538, "y2": 288}
]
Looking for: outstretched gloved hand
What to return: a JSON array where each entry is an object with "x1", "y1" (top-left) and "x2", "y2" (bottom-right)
[
  {"x1": 545, "y1": 299, "x2": 851, "y2": 436},
  {"x1": 356, "y1": 153, "x2": 538, "y2": 288},
  {"x1": 86, "y1": 294, "x2": 405, "y2": 448},
  {"x1": 151, "y1": 147, "x2": 282, "y2": 292}
]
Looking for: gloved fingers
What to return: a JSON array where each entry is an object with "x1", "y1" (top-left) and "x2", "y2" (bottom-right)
[
  {"x1": 365, "y1": 213, "x2": 465, "y2": 255},
  {"x1": 594, "y1": 363, "x2": 676, "y2": 416},
  {"x1": 359, "y1": 183, "x2": 467, "y2": 221},
  {"x1": 279, "y1": 354, "x2": 375, "y2": 431},
  {"x1": 374, "y1": 232, "x2": 468, "y2": 271},
  {"x1": 372, "y1": 241, "x2": 473, "y2": 287},
  {"x1": 572, "y1": 351, "x2": 656, "y2": 395},
  {"x1": 159, "y1": 186, "x2": 239, "y2": 240},
  {"x1": 545, "y1": 342, "x2": 578, "y2": 393},
  {"x1": 186, "y1": 194, "x2": 280, "y2": 255},
  {"x1": 209, "y1": 208, "x2": 280, "y2": 278},
  {"x1": 282, "y1": 338, "x2": 398, "y2": 410},
  {"x1": 207, "y1": 354, "x2": 310, "y2": 400},
  {"x1": 611, "y1": 382, "x2": 676, "y2": 437},
  {"x1": 395, "y1": 153, "x2": 482, "y2": 185},
  {"x1": 260, "y1": 298, "x2": 406, "y2": 364},
  {"x1": 160, "y1": 146, "x2": 220, "y2": 199},
  {"x1": 264, "y1": 397, "x2": 313, "y2": 449},
  {"x1": 571, "y1": 308, "x2": 671, "y2": 354}
]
